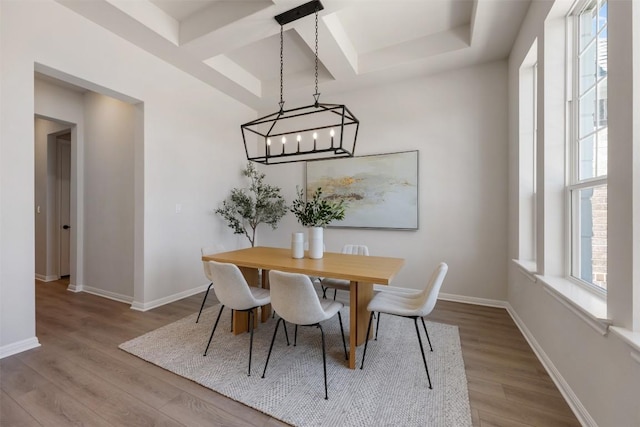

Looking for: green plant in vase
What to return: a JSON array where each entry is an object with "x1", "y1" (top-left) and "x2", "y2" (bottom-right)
[{"x1": 290, "y1": 187, "x2": 346, "y2": 258}]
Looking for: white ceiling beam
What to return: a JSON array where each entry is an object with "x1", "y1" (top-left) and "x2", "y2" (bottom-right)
[
  {"x1": 55, "y1": 0, "x2": 261, "y2": 107},
  {"x1": 204, "y1": 55, "x2": 262, "y2": 97},
  {"x1": 358, "y1": 25, "x2": 471, "y2": 75},
  {"x1": 180, "y1": 1, "x2": 273, "y2": 46},
  {"x1": 293, "y1": 12, "x2": 358, "y2": 81},
  {"x1": 105, "y1": 0, "x2": 179, "y2": 45}
]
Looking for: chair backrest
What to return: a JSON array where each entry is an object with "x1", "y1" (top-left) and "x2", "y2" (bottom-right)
[
  {"x1": 269, "y1": 270, "x2": 330, "y2": 325},
  {"x1": 416, "y1": 262, "x2": 448, "y2": 317},
  {"x1": 342, "y1": 244, "x2": 369, "y2": 256},
  {"x1": 207, "y1": 260, "x2": 259, "y2": 310},
  {"x1": 201, "y1": 244, "x2": 225, "y2": 281}
]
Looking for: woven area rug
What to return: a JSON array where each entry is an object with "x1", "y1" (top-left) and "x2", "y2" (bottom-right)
[{"x1": 119, "y1": 305, "x2": 472, "y2": 427}]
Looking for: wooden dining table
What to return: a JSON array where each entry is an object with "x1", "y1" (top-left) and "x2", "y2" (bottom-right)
[{"x1": 202, "y1": 246, "x2": 405, "y2": 369}]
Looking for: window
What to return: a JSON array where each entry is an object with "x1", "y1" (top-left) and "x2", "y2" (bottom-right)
[
  {"x1": 569, "y1": 0, "x2": 608, "y2": 292},
  {"x1": 518, "y1": 41, "x2": 538, "y2": 264}
]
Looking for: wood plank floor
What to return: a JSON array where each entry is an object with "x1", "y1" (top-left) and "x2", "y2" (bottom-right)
[{"x1": 0, "y1": 279, "x2": 581, "y2": 427}]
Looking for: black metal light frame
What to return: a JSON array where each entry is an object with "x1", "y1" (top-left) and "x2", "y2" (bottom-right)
[{"x1": 241, "y1": 0, "x2": 359, "y2": 165}]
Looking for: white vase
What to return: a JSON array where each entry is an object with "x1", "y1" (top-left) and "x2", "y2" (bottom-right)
[
  {"x1": 308, "y1": 226, "x2": 324, "y2": 259},
  {"x1": 291, "y1": 232, "x2": 304, "y2": 259}
]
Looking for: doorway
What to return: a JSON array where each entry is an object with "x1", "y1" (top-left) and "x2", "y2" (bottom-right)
[{"x1": 34, "y1": 118, "x2": 75, "y2": 283}]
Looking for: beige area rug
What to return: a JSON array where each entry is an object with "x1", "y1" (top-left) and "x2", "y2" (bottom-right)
[{"x1": 119, "y1": 305, "x2": 472, "y2": 427}]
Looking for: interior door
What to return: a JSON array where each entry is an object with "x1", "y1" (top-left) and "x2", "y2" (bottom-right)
[{"x1": 58, "y1": 139, "x2": 71, "y2": 277}]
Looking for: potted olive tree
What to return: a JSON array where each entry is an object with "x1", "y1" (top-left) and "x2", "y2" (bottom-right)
[
  {"x1": 216, "y1": 162, "x2": 287, "y2": 247},
  {"x1": 290, "y1": 187, "x2": 346, "y2": 259}
]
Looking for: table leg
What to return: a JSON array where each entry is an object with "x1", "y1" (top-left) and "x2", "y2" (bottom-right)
[
  {"x1": 261, "y1": 269, "x2": 271, "y2": 322},
  {"x1": 233, "y1": 267, "x2": 260, "y2": 335},
  {"x1": 348, "y1": 281, "x2": 374, "y2": 369}
]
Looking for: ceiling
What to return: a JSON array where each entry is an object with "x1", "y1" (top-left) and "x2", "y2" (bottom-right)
[{"x1": 55, "y1": 0, "x2": 531, "y2": 110}]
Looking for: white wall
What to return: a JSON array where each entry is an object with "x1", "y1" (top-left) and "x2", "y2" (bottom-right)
[
  {"x1": 0, "y1": 0, "x2": 254, "y2": 356},
  {"x1": 258, "y1": 61, "x2": 510, "y2": 301},
  {"x1": 83, "y1": 92, "x2": 136, "y2": 300},
  {"x1": 508, "y1": 1, "x2": 640, "y2": 426}
]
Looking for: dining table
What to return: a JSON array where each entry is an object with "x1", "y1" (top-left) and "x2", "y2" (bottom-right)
[{"x1": 202, "y1": 246, "x2": 405, "y2": 369}]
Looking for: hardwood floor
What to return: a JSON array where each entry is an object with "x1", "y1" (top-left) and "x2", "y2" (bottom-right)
[{"x1": 0, "y1": 279, "x2": 581, "y2": 427}]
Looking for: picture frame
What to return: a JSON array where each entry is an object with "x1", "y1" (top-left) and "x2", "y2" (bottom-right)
[{"x1": 305, "y1": 150, "x2": 419, "y2": 229}]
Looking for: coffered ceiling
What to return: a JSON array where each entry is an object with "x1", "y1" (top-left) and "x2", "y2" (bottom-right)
[{"x1": 56, "y1": 0, "x2": 531, "y2": 110}]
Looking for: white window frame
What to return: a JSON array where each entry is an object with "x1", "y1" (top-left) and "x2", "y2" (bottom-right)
[{"x1": 567, "y1": 0, "x2": 608, "y2": 296}]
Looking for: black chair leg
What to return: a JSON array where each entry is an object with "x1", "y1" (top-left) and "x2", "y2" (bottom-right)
[
  {"x1": 321, "y1": 285, "x2": 328, "y2": 299},
  {"x1": 294, "y1": 325, "x2": 298, "y2": 346},
  {"x1": 282, "y1": 320, "x2": 290, "y2": 345},
  {"x1": 360, "y1": 311, "x2": 375, "y2": 369},
  {"x1": 247, "y1": 309, "x2": 254, "y2": 376},
  {"x1": 262, "y1": 317, "x2": 283, "y2": 378},
  {"x1": 333, "y1": 288, "x2": 338, "y2": 300},
  {"x1": 196, "y1": 283, "x2": 213, "y2": 323},
  {"x1": 375, "y1": 312, "x2": 381, "y2": 340},
  {"x1": 318, "y1": 324, "x2": 328, "y2": 400},
  {"x1": 420, "y1": 317, "x2": 433, "y2": 351},
  {"x1": 337, "y1": 311, "x2": 348, "y2": 360},
  {"x1": 414, "y1": 318, "x2": 432, "y2": 389},
  {"x1": 204, "y1": 305, "x2": 225, "y2": 356}
]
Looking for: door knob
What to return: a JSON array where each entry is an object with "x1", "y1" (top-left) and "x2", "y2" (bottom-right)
[{"x1": 63, "y1": 225, "x2": 70, "y2": 230}]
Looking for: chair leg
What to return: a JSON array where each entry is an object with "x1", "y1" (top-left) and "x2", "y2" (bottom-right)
[
  {"x1": 294, "y1": 325, "x2": 298, "y2": 346},
  {"x1": 337, "y1": 311, "x2": 348, "y2": 360},
  {"x1": 262, "y1": 318, "x2": 283, "y2": 379},
  {"x1": 333, "y1": 288, "x2": 338, "y2": 300},
  {"x1": 196, "y1": 283, "x2": 213, "y2": 323},
  {"x1": 247, "y1": 309, "x2": 254, "y2": 376},
  {"x1": 321, "y1": 285, "x2": 329, "y2": 299},
  {"x1": 413, "y1": 318, "x2": 433, "y2": 389},
  {"x1": 360, "y1": 311, "x2": 375, "y2": 369},
  {"x1": 282, "y1": 320, "x2": 290, "y2": 346},
  {"x1": 318, "y1": 324, "x2": 328, "y2": 400},
  {"x1": 375, "y1": 312, "x2": 381, "y2": 340},
  {"x1": 204, "y1": 305, "x2": 225, "y2": 356},
  {"x1": 420, "y1": 317, "x2": 433, "y2": 351},
  {"x1": 230, "y1": 309, "x2": 234, "y2": 332}
]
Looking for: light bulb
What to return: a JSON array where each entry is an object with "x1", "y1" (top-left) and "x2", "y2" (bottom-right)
[
  {"x1": 281, "y1": 136, "x2": 286, "y2": 144},
  {"x1": 267, "y1": 138, "x2": 271, "y2": 146},
  {"x1": 330, "y1": 129, "x2": 335, "y2": 137},
  {"x1": 313, "y1": 132, "x2": 318, "y2": 140},
  {"x1": 297, "y1": 134, "x2": 301, "y2": 142}
]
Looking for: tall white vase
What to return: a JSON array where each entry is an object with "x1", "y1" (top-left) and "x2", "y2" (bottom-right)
[{"x1": 308, "y1": 226, "x2": 324, "y2": 259}]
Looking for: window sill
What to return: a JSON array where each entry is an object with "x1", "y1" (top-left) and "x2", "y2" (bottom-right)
[
  {"x1": 535, "y1": 274, "x2": 611, "y2": 335},
  {"x1": 512, "y1": 259, "x2": 537, "y2": 282},
  {"x1": 609, "y1": 327, "x2": 640, "y2": 365}
]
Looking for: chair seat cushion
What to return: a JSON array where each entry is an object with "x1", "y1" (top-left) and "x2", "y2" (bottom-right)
[
  {"x1": 318, "y1": 300, "x2": 343, "y2": 320},
  {"x1": 320, "y1": 277, "x2": 350, "y2": 291},
  {"x1": 248, "y1": 286, "x2": 270, "y2": 307},
  {"x1": 367, "y1": 292, "x2": 426, "y2": 317}
]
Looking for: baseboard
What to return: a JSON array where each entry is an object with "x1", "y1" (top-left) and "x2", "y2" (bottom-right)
[
  {"x1": 130, "y1": 284, "x2": 209, "y2": 312},
  {"x1": 0, "y1": 337, "x2": 40, "y2": 359},
  {"x1": 438, "y1": 292, "x2": 508, "y2": 308},
  {"x1": 81, "y1": 286, "x2": 133, "y2": 305},
  {"x1": 35, "y1": 274, "x2": 58, "y2": 282},
  {"x1": 67, "y1": 283, "x2": 83, "y2": 293},
  {"x1": 505, "y1": 304, "x2": 596, "y2": 427}
]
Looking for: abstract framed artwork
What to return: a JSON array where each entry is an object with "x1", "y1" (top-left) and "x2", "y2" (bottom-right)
[{"x1": 306, "y1": 150, "x2": 418, "y2": 229}]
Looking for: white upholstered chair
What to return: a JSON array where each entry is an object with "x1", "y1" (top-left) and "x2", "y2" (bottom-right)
[
  {"x1": 198, "y1": 245, "x2": 225, "y2": 323},
  {"x1": 262, "y1": 270, "x2": 348, "y2": 400},
  {"x1": 360, "y1": 262, "x2": 449, "y2": 390},
  {"x1": 203, "y1": 260, "x2": 271, "y2": 376},
  {"x1": 320, "y1": 244, "x2": 369, "y2": 299}
]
